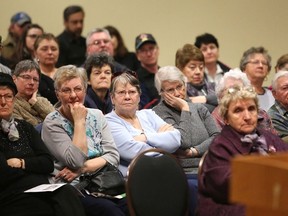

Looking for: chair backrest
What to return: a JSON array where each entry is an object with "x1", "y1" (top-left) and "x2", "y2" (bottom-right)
[
  {"x1": 126, "y1": 149, "x2": 189, "y2": 216},
  {"x1": 198, "y1": 150, "x2": 208, "y2": 177}
]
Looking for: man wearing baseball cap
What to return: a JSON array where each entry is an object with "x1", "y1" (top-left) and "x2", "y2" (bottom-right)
[
  {"x1": 135, "y1": 33, "x2": 160, "y2": 108},
  {"x1": 1, "y1": 12, "x2": 32, "y2": 69}
]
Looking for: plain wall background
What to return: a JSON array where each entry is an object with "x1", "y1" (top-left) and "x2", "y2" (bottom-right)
[{"x1": 1, "y1": 0, "x2": 288, "y2": 85}]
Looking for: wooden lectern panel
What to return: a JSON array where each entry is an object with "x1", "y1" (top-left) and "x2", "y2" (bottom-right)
[{"x1": 230, "y1": 153, "x2": 288, "y2": 215}]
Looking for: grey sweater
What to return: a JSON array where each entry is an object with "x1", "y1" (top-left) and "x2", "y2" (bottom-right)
[{"x1": 153, "y1": 100, "x2": 219, "y2": 155}]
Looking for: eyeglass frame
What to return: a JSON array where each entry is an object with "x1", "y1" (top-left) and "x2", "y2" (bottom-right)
[
  {"x1": 114, "y1": 89, "x2": 138, "y2": 98},
  {"x1": 57, "y1": 86, "x2": 85, "y2": 96},
  {"x1": 89, "y1": 39, "x2": 111, "y2": 46},
  {"x1": 226, "y1": 86, "x2": 255, "y2": 95},
  {"x1": 246, "y1": 60, "x2": 269, "y2": 66},
  {"x1": 161, "y1": 83, "x2": 185, "y2": 94},
  {"x1": 17, "y1": 74, "x2": 40, "y2": 83},
  {"x1": 0, "y1": 94, "x2": 14, "y2": 102}
]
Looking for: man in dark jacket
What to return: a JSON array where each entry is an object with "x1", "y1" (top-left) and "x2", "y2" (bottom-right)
[{"x1": 56, "y1": 5, "x2": 86, "y2": 67}]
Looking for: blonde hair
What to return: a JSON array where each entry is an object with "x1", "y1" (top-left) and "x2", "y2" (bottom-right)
[
  {"x1": 219, "y1": 87, "x2": 259, "y2": 121},
  {"x1": 54, "y1": 65, "x2": 88, "y2": 90}
]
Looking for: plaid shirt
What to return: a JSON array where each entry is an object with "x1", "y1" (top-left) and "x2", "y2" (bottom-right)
[
  {"x1": 268, "y1": 101, "x2": 288, "y2": 138},
  {"x1": 212, "y1": 106, "x2": 278, "y2": 135}
]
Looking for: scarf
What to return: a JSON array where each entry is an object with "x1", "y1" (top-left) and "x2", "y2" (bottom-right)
[
  {"x1": 240, "y1": 133, "x2": 269, "y2": 155},
  {"x1": 1, "y1": 118, "x2": 19, "y2": 141}
]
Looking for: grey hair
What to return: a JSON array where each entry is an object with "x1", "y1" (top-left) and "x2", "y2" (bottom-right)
[
  {"x1": 110, "y1": 73, "x2": 141, "y2": 95},
  {"x1": 13, "y1": 60, "x2": 41, "y2": 77},
  {"x1": 216, "y1": 68, "x2": 250, "y2": 99},
  {"x1": 271, "y1": 70, "x2": 288, "y2": 90},
  {"x1": 86, "y1": 28, "x2": 111, "y2": 46},
  {"x1": 155, "y1": 66, "x2": 187, "y2": 94},
  {"x1": 239, "y1": 46, "x2": 272, "y2": 72},
  {"x1": 53, "y1": 65, "x2": 88, "y2": 90}
]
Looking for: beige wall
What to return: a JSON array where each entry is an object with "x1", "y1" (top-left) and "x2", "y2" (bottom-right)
[{"x1": 1, "y1": 0, "x2": 288, "y2": 85}]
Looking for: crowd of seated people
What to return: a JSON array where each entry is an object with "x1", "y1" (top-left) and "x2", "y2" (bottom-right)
[{"x1": 2, "y1": 6, "x2": 288, "y2": 216}]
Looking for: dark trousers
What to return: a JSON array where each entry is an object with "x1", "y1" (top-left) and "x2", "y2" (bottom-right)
[{"x1": 1, "y1": 185, "x2": 86, "y2": 216}]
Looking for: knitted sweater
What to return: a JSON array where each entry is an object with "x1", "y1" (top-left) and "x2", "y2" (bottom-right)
[{"x1": 13, "y1": 95, "x2": 54, "y2": 126}]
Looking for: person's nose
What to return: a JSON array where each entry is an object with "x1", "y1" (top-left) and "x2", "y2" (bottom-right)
[
  {"x1": 173, "y1": 88, "x2": 181, "y2": 97},
  {"x1": 69, "y1": 90, "x2": 77, "y2": 98},
  {"x1": 243, "y1": 110, "x2": 251, "y2": 120},
  {"x1": 0, "y1": 97, "x2": 6, "y2": 106},
  {"x1": 123, "y1": 92, "x2": 131, "y2": 99},
  {"x1": 194, "y1": 67, "x2": 201, "y2": 74}
]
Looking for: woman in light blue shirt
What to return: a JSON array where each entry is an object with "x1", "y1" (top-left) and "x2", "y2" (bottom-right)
[{"x1": 106, "y1": 73, "x2": 181, "y2": 176}]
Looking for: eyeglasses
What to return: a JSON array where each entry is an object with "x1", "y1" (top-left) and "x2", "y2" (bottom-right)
[
  {"x1": 247, "y1": 60, "x2": 268, "y2": 66},
  {"x1": 89, "y1": 39, "x2": 111, "y2": 46},
  {"x1": 186, "y1": 64, "x2": 205, "y2": 71},
  {"x1": 226, "y1": 86, "x2": 255, "y2": 94},
  {"x1": 27, "y1": 34, "x2": 40, "y2": 39},
  {"x1": 161, "y1": 84, "x2": 185, "y2": 94},
  {"x1": 112, "y1": 70, "x2": 138, "y2": 80},
  {"x1": 18, "y1": 75, "x2": 40, "y2": 83},
  {"x1": 0, "y1": 94, "x2": 14, "y2": 102},
  {"x1": 58, "y1": 86, "x2": 84, "y2": 96},
  {"x1": 115, "y1": 90, "x2": 138, "y2": 97}
]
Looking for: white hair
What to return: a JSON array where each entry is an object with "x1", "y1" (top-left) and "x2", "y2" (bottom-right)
[
  {"x1": 272, "y1": 70, "x2": 288, "y2": 90},
  {"x1": 216, "y1": 68, "x2": 250, "y2": 99},
  {"x1": 155, "y1": 66, "x2": 187, "y2": 94}
]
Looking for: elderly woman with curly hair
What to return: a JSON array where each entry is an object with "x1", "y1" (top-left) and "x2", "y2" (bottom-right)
[{"x1": 197, "y1": 86, "x2": 288, "y2": 216}]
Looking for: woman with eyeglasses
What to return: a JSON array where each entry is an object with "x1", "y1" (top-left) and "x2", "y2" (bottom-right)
[
  {"x1": 153, "y1": 66, "x2": 219, "y2": 216},
  {"x1": 41, "y1": 65, "x2": 128, "y2": 216},
  {"x1": 153, "y1": 66, "x2": 219, "y2": 171},
  {"x1": 197, "y1": 86, "x2": 288, "y2": 216},
  {"x1": 12, "y1": 60, "x2": 54, "y2": 126},
  {"x1": 106, "y1": 73, "x2": 181, "y2": 176},
  {"x1": 240, "y1": 46, "x2": 274, "y2": 111},
  {"x1": 0, "y1": 73, "x2": 86, "y2": 216},
  {"x1": 176, "y1": 44, "x2": 218, "y2": 113},
  {"x1": 34, "y1": 33, "x2": 59, "y2": 105},
  {"x1": 15, "y1": 23, "x2": 44, "y2": 64}
]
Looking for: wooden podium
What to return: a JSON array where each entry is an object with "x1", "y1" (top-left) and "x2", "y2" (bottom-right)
[{"x1": 230, "y1": 153, "x2": 288, "y2": 216}]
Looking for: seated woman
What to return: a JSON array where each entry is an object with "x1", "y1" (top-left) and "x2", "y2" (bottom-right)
[
  {"x1": 34, "y1": 33, "x2": 59, "y2": 105},
  {"x1": 12, "y1": 60, "x2": 54, "y2": 126},
  {"x1": 84, "y1": 52, "x2": 113, "y2": 114},
  {"x1": 105, "y1": 73, "x2": 181, "y2": 176},
  {"x1": 176, "y1": 44, "x2": 218, "y2": 113},
  {"x1": 197, "y1": 86, "x2": 288, "y2": 216},
  {"x1": 212, "y1": 68, "x2": 277, "y2": 134},
  {"x1": 0, "y1": 73, "x2": 85, "y2": 216},
  {"x1": 41, "y1": 65, "x2": 127, "y2": 216},
  {"x1": 153, "y1": 66, "x2": 219, "y2": 173}
]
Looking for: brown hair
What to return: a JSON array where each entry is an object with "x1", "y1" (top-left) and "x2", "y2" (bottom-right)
[{"x1": 175, "y1": 44, "x2": 204, "y2": 70}]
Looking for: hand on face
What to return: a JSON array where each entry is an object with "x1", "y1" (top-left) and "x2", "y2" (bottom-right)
[
  {"x1": 28, "y1": 90, "x2": 38, "y2": 105},
  {"x1": 163, "y1": 92, "x2": 189, "y2": 111},
  {"x1": 69, "y1": 102, "x2": 87, "y2": 123}
]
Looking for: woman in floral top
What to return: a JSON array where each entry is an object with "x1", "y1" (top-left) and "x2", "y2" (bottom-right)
[{"x1": 42, "y1": 65, "x2": 128, "y2": 216}]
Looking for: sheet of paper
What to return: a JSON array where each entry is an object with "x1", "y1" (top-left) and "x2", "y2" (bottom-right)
[{"x1": 24, "y1": 183, "x2": 66, "y2": 193}]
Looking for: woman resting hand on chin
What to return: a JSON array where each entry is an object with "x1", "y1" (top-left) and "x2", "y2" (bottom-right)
[{"x1": 41, "y1": 65, "x2": 128, "y2": 216}]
